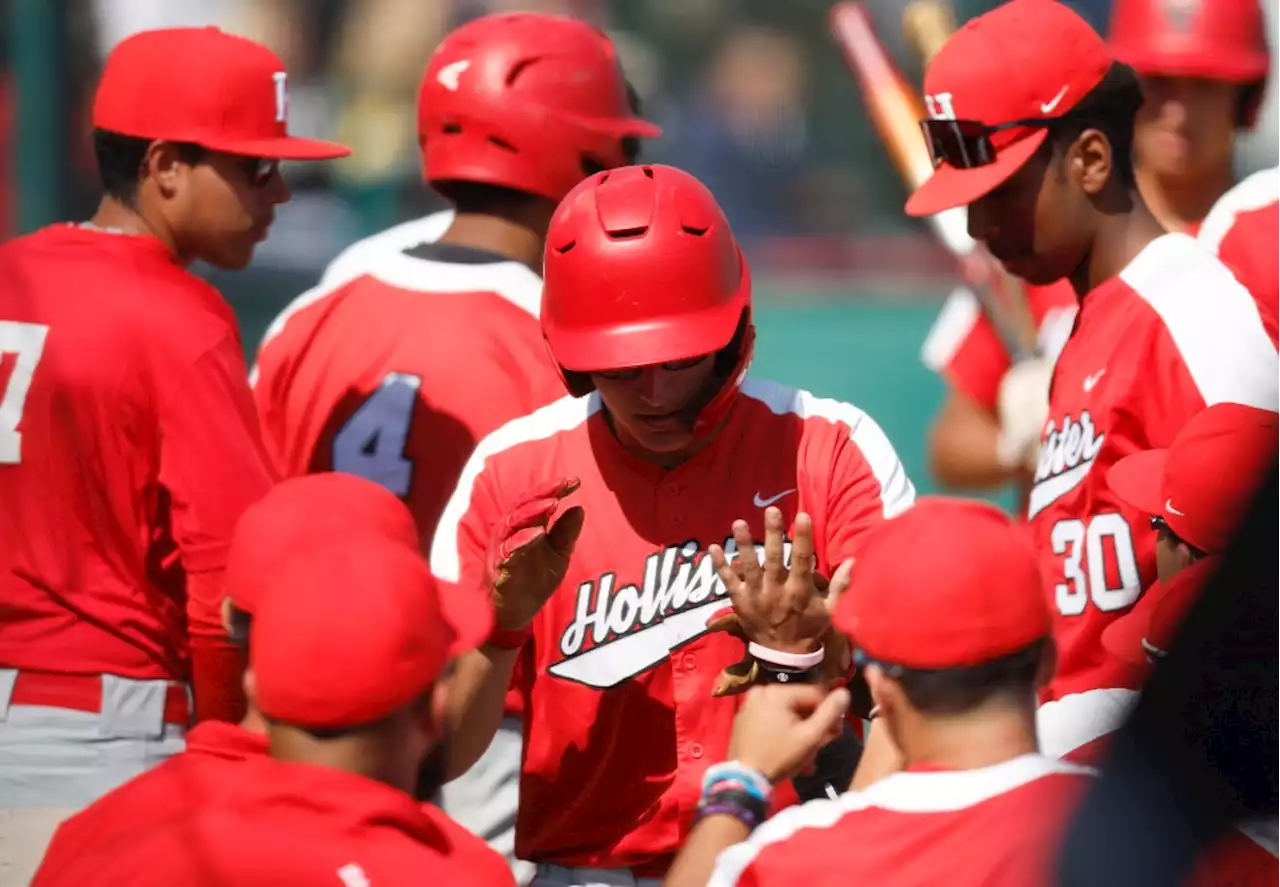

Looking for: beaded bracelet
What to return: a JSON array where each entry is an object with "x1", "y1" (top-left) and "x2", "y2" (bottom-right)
[
  {"x1": 694, "y1": 787, "x2": 768, "y2": 831},
  {"x1": 700, "y1": 761, "x2": 773, "y2": 804}
]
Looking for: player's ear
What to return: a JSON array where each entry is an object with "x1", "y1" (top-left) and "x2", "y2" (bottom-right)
[
  {"x1": 864, "y1": 663, "x2": 891, "y2": 715},
  {"x1": 144, "y1": 140, "x2": 189, "y2": 199},
  {"x1": 1071, "y1": 128, "x2": 1112, "y2": 197},
  {"x1": 241, "y1": 667, "x2": 258, "y2": 712},
  {"x1": 429, "y1": 675, "x2": 451, "y2": 734}
]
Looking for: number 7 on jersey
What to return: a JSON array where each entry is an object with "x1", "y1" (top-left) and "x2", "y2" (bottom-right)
[{"x1": 0, "y1": 321, "x2": 50, "y2": 465}]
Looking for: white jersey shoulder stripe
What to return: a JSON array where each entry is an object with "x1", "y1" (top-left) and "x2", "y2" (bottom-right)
[
  {"x1": 1119, "y1": 233, "x2": 1278, "y2": 411},
  {"x1": 430, "y1": 393, "x2": 598, "y2": 583},
  {"x1": 1036, "y1": 687, "x2": 1140, "y2": 759},
  {"x1": 707, "y1": 754, "x2": 1095, "y2": 887},
  {"x1": 739, "y1": 378, "x2": 916, "y2": 518},
  {"x1": 320, "y1": 210, "x2": 457, "y2": 287},
  {"x1": 250, "y1": 211, "x2": 543, "y2": 386},
  {"x1": 1198, "y1": 167, "x2": 1279, "y2": 254},
  {"x1": 921, "y1": 286, "x2": 983, "y2": 373}
]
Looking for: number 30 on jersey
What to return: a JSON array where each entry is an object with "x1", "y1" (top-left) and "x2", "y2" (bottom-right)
[
  {"x1": 332, "y1": 373, "x2": 422, "y2": 497},
  {"x1": 1050, "y1": 513, "x2": 1141, "y2": 616}
]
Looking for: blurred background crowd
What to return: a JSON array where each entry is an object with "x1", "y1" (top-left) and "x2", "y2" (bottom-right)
[{"x1": 2, "y1": 0, "x2": 1277, "y2": 502}]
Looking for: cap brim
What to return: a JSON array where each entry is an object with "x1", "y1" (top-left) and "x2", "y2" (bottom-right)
[
  {"x1": 202, "y1": 136, "x2": 352, "y2": 160},
  {"x1": 565, "y1": 111, "x2": 663, "y2": 141},
  {"x1": 1106, "y1": 449, "x2": 1169, "y2": 516},
  {"x1": 617, "y1": 118, "x2": 663, "y2": 139},
  {"x1": 442, "y1": 586, "x2": 493, "y2": 659},
  {"x1": 905, "y1": 130, "x2": 1048, "y2": 218}
]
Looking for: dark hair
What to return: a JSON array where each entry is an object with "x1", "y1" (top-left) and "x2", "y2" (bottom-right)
[
  {"x1": 892, "y1": 640, "x2": 1046, "y2": 716},
  {"x1": 1237, "y1": 81, "x2": 1265, "y2": 129},
  {"x1": 93, "y1": 129, "x2": 205, "y2": 207},
  {"x1": 1047, "y1": 62, "x2": 1144, "y2": 188}
]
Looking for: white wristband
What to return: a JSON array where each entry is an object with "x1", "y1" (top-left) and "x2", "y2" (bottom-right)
[{"x1": 748, "y1": 642, "x2": 825, "y2": 669}]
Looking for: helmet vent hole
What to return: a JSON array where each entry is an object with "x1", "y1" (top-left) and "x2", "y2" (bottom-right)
[
  {"x1": 487, "y1": 135, "x2": 518, "y2": 152},
  {"x1": 609, "y1": 227, "x2": 647, "y2": 240},
  {"x1": 441, "y1": 122, "x2": 462, "y2": 134},
  {"x1": 555, "y1": 240, "x2": 577, "y2": 255},
  {"x1": 641, "y1": 166, "x2": 654, "y2": 178},
  {"x1": 506, "y1": 59, "x2": 536, "y2": 87},
  {"x1": 681, "y1": 224, "x2": 708, "y2": 236}
]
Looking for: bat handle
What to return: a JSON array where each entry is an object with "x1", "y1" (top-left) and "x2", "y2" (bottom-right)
[{"x1": 903, "y1": 0, "x2": 957, "y2": 65}]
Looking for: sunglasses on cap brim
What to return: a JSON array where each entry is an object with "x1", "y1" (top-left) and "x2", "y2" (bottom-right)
[{"x1": 920, "y1": 115, "x2": 1066, "y2": 170}]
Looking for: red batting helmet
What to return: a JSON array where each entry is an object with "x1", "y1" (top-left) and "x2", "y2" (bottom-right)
[
  {"x1": 542, "y1": 164, "x2": 755, "y2": 436},
  {"x1": 1109, "y1": 0, "x2": 1270, "y2": 125},
  {"x1": 418, "y1": 13, "x2": 662, "y2": 203}
]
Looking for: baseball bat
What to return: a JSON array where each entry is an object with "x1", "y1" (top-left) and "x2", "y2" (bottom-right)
[{"x1": 829, "y1": 2, "x2": 1039, "y2": 362}]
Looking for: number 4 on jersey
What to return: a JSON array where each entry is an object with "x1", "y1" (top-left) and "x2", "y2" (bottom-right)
[
  {"x1": 0, "y1": 320, "x2": 51, "y2": 465},
  {"x1": 332, "y1": 373, "x2": 422, "y2": 497}
]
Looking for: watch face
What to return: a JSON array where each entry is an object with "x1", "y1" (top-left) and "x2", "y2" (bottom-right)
[{"x1": 759, "y1": 663, "x2": 822, "y2": 685}]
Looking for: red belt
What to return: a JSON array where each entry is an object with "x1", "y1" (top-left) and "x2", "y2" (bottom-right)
[{"x1": 10, "y1": 671, "x2": 191, "y2": 727}]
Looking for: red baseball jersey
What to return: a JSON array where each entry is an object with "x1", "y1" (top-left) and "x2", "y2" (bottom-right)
[
  {"x1": 0, "y1": 226, "x2": 274, "y2": 690},
  {"x1": 706, "y1": 755, "x2": 1093, "y2": 887},
  {"x1": 1028, "y1": 234, "x2": 1278, "y2": 707},
  {"x1": 32, "y1": 721, "x2": 268, "y2": 884},
  {"x1": 1194, "y1": 823, "x2": 1280, "y2": 887},
  {"x1": 1198, "y1": 167, "x2": 1279, "y2": 348},
  {"x1": 921, "y1": 279, "x2": 1078, "y2": 412},
  {"x1": 34, "y1": 751, "x2": 513, "y2": 887},
  {"x1": 253, "y1": 239, "x2": 565, "y2": 556},
  {"x1": 430, "y1": 377, "x2": 915, "y2": 869}
]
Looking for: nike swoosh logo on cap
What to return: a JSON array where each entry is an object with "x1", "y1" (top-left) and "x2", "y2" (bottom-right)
[{"x1": 1040, "y1": 86, "x2": 1069, "y2": 114}]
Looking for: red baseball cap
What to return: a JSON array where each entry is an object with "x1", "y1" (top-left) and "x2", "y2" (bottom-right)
[
  {"x1": 834, "y1": 496, "x2": 1051, "y2": 669},
  {"x1": 1107, "y1": 404, "x2": 1278, "y2": 553},
  {"x1": 92, "y1": 27, "x2": 350, "y2": 160},
  {"x1": 1101, "y1": 556, "x2": 1219, "y2": 668},
  {"x1": 251, "y1": 538, "x2": 491, "y2": 730},
  {"x1": 905, "y1": 0, "x2": 1114, "y2": 218},
  {"x1": 225, "y1": 473, "x2": 419, "y2": 615}
]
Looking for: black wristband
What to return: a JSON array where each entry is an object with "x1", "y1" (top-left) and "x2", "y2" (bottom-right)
[
  {"x1": 756, "y1": 660, "x2": 823, "y2": 685},
  {"x1": 695, "y1": 787, "x2": 768, "y2": 831}
]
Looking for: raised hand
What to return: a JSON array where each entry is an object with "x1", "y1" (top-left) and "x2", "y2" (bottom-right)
[
  {"x1": 484, "y1": 478, "x2": 585, "y2": 630},
  {"x1": 707, "y1": 508, "x2": 831, "y2": 654}
]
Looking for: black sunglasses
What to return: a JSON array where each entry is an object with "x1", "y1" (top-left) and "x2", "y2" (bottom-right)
[
  {"x1": 1149, "y1": 514, "x2": 1206, "y2": 557},
  {"x1": 237, "y1": 156, "x2": 281, "y2": 188},
  {"x1": 920, "y1": 115, "x2": 1066, "y2": 171}
]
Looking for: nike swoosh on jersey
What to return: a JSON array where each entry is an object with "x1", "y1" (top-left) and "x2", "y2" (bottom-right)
[{"x1": 753, "y1": 488, "x2": 797, "y2": 508}]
